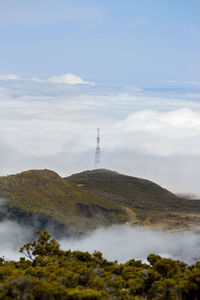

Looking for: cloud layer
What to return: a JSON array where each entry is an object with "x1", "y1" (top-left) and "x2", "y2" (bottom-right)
[{"x1": 0, "y1": 73, "x2": 95, "y2": 86}]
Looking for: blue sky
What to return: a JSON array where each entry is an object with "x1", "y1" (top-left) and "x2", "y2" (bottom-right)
[{"x1": 0, "y1": 0, "x2": 200, "y2": 81}]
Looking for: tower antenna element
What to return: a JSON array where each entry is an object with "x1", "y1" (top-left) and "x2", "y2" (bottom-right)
[{"x1": 95, "y1": 128, "x2": 101, "y2": 168}]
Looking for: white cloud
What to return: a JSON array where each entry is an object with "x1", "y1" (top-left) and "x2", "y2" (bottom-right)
[
  {"x1": 0, "y1": 74, "x2": 21, "y2": 80},
  {"x1": 0, "y1": 73, "x2": 96, "y2": 86},
  {"x1": 119, "y1": 108, "x2": 200, "y2": 135},
  {"x1": 113, "y1": 108, "x2": 200, "y2": 158},
  {"x1": 48, "y1": 73, "x2": 96, "y2": 86}
]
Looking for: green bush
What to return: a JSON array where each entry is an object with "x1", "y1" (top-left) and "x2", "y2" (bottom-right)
[{"x1": 0, "y1": 230, "x2": 200, "y2": 299}]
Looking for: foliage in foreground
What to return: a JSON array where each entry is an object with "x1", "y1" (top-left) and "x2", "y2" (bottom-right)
[{"x1": 0, "y1": 231, "x2": 200, "y2": 299}]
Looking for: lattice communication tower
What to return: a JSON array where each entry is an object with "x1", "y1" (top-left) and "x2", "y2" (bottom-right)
[{"x1": 95, "y1": 128, "x2": 101, "y2": 168}]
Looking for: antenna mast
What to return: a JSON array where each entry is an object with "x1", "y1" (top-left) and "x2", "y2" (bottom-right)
[{"x1": 95, "y1": 128, "x2": 101, "y2": 168}]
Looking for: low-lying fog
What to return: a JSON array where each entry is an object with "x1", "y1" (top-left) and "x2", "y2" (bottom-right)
[{"x1": 1, "y1": 221, "x2": 200, "y2": 264}]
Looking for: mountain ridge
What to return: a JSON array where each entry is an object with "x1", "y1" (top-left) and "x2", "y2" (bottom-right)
[{"x1": 0, "y1": 168, "x2": 200, "y2": 234}]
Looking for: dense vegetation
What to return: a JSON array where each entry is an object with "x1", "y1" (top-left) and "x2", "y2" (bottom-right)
[{"x1": 0, "y1": 230, "x2": 200, "y2": 299}]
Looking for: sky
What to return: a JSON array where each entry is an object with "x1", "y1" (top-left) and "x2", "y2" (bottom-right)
[
  {"x1": 0, "y1": 1, "x2": 200, "y2": 195},
  {"x1": 0, "y1": 0, "x2": 200, "y2": 81}
]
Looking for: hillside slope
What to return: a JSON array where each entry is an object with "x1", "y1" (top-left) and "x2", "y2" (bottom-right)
[
  {"x1": 0, "y1": 169, "x2": 126, "y2": 234},
  {"x1": 67, "y1": 169, "x2": 200, "y2": 230},
  {"x1": 0, "y1": 168, "x2": 200, "y2": 233}
]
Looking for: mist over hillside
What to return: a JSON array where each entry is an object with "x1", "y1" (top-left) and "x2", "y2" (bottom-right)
[
  {"x1": 0, "y1": 220, "x2": 200, "y2": 265},
  {"x1": 60, "y1": 225, "x2": 200, "y2": 265},
  {"x1": 0, "y1": 220, "x2": 34, "y2": 260}
]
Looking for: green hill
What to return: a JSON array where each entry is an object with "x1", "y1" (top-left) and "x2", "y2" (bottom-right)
[
  {"x1": 0, "y1": 168, "x2": 200, "y2": 233},
  {"x1": 0, "y1": 169, "x2": 126, "y2": 234},
  {"x1": 67, "y1": 169, "x2": 200, "y2": 231}
]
